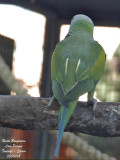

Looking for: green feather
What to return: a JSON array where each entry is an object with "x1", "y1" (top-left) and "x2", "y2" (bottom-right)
[
  {"x1": 59, "y1": 100, "x2": 78, "y2": 128},
  {"x1": 51, "y1": 14, "x2": 106, "y2": 157}
]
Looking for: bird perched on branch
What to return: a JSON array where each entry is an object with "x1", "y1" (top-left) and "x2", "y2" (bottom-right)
[{"x1": 49, "y1": 14, "x2": 106, "y2": 157}]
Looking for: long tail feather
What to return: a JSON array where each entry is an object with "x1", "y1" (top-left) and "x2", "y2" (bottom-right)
[{"x1": 55, "y1": 105, "x2": 67, "y2": 157}]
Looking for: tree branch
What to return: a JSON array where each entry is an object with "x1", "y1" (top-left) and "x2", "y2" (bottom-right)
[{"x1": 0, "y1": 95, "x2": 120, "y2": 137}]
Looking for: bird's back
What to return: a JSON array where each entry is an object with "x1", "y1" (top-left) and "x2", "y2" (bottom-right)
[{"x1": 51, "y1": 35, "x2": 105, "y2": 103}]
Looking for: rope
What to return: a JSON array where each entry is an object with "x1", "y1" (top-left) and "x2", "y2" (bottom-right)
[
  {"x1": 0, "y1": 55, "x2": 28, "y2": 95},
  {"x1": 50, "y1": 131, "x2": 117, "y2": 160}
]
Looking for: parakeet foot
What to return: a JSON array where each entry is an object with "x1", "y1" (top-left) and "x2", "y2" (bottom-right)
[
  {"x1": 93, "y1": 98, "x2": 97, "y2": 111},
  {"x1": 87, "y1": 98, "x2": 97, "y2": 111},
  {"x1": 47, "y1": 96, "x2": 55, "y2": 107}
]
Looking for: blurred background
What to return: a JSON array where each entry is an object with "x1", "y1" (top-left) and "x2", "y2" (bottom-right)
[{"x1": 0, "y1": 0, "x2": 120, "y2": 159}]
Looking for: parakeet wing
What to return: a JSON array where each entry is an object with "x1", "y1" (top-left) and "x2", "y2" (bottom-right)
[{"x1": 51, "y1": 40, "x2": 105, "y2": 101}]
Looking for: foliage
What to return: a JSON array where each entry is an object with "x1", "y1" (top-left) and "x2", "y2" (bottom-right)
[{"x1": 96, "y1": 44, "x2": 120, "y2": 102}]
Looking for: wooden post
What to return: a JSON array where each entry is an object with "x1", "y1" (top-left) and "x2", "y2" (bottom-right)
[
  {"x1": 37, "y1": 15, "x2": 62, "y2": 159},
  {"x1": 40, "y1": 15, "x2": 61, "y2": 97}
]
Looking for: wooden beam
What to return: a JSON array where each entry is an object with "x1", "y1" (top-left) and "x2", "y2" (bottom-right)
[
  {"x1": 40, "y1": 15, "x2": 61, "y2": 97},
  {"x1": 0, "y1": 0, "x2": 120, "y2": 27}
]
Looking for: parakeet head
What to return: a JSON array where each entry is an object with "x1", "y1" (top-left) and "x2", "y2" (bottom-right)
[{"x1": 69, "y1": 14, "x2": 94, "y2": 34}]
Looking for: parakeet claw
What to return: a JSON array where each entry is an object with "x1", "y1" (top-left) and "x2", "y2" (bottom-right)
[
  {"x1": 93, "y1": 98, "x2": 97, "y2": 111},
  {"x1": 47, "y1": 96, "x2": 55, "y2": 107},
  {"x1": 87, "y1": 98, "x2": 98, "y2": 111}
]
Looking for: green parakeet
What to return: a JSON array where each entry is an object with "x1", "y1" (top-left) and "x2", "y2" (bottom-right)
[{"x1": 50, "y1": 14, "x2": 106, "y2": 157}]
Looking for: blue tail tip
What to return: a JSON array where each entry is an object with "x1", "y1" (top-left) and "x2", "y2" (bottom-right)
[{"x1": 55, "y1": 146, "x2": 59, "y2": 157}]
